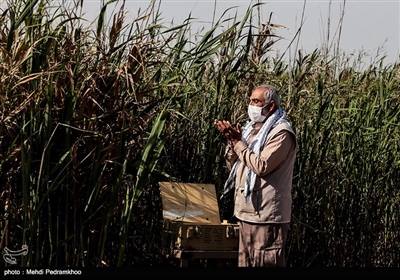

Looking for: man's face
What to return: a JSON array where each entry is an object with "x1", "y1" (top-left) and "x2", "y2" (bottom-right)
[
  {"x1": 249, "y1": 88, "x2": 266, "y2": 107},
  {"x1": 249, "y1": 88, "x2": 275, "y2": 118}
]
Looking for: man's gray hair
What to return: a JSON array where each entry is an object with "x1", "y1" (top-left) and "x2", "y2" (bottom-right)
[{"x1": 256, "y1": 84, "x2": 281, "y2": 108}]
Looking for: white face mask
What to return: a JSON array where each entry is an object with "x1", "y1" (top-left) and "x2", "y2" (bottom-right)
[{"x1": 248, "y1": 104, "x2": 267, "y2": 122}]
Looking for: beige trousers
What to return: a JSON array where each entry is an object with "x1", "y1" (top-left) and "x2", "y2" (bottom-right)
[{"x1": 238, "y1": 221, "x2": 290, "y2": 267}]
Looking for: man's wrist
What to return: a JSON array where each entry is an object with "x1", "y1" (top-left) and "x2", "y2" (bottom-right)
[{"x1": 230, "y1": 138, "x2": 239, "y2": 146}]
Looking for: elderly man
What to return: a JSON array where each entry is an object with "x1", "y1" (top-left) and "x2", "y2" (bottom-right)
[{"x1": 214, "y1": 84, "x2": 296, "y2": 267}]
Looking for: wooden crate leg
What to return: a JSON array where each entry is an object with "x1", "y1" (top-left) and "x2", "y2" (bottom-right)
[{"x1": 180, "y1": 257, "x2": 189, "y2": 267}]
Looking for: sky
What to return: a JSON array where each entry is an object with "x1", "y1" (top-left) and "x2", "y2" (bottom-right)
[{"x1": 83, "y1": 0, "x2": 399, "y2": 67}]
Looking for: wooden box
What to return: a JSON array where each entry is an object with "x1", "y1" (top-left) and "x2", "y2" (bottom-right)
[{"x1": 159, "y1": 182, "x2": 239, "y2": 251}]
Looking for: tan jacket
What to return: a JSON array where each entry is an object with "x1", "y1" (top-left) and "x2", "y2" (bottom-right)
[{"x1": 225, "y1": 121, "x2": 296, "y2": 223}]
